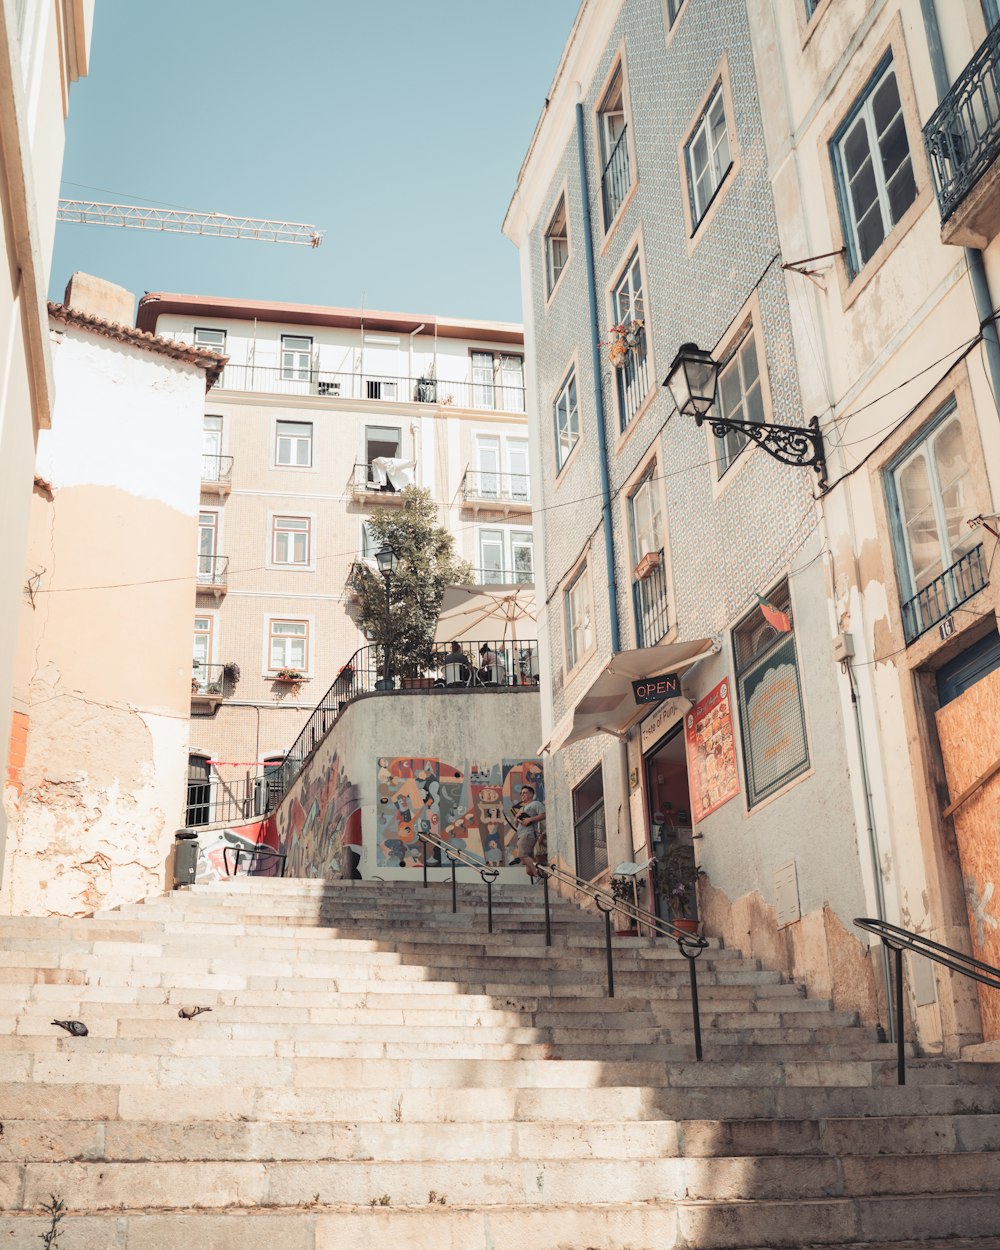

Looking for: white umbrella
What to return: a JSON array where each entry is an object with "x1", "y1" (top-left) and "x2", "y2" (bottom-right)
[{"x1": 436, "y1": 583, "x2": 537, "y2": 646}]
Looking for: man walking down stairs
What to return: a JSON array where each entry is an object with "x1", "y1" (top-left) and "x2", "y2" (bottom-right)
[{"x1": 1, "y1": 877, "x2": 999, "y2": 1248}]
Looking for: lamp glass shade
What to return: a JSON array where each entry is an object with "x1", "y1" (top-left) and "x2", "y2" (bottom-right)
[
  {"x1": 375, "y1": 543, "x2": 398, "y2": 577},
  {"x1": 664, "y1": 343, "x2": 719, "y2": 418}
]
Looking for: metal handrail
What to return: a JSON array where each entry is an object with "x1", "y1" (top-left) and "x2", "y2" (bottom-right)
[
  {"x1": 540, "y1": 860, "x2": 708, "y2": 1059},
  {"x1": 418, "y1": 830, "x2": 500, "y2": 930},
  {"x1": 855, "y1": 916, "x2": 1000, "y2": 1084},
  {"x1": 223, "y1": 845, "x2": 287, "y2": 878}
]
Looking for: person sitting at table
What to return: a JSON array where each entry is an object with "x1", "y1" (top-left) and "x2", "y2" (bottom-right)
[
  {"x1": 478, "y1": 642, "x2": 504, "y2": 684},
  {"x1": 445, "y1": 641, "x2": 471, "y2": 686}
]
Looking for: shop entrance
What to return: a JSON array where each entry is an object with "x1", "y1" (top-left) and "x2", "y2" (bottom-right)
[{"x1": 644, "y1": 722, "x2": 699, "y2": 925}]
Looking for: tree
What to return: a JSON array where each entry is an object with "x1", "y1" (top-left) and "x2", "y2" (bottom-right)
[{"x1": 355, "y1": 487, "x2": 472, "y2": 679}]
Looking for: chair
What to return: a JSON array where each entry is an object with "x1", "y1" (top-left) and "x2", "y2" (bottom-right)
[{"x1": 444, "y1": 658, "x2": 471, "y2": 687}]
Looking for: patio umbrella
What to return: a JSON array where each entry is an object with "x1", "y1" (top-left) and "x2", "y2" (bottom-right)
[{"x1": 435, "y1": 583, "x2": 537, "y2": 646}]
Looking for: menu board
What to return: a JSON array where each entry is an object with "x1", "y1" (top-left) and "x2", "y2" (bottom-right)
[{"x1": 684, "y1": 679, "x2": 739, "y2": 821}]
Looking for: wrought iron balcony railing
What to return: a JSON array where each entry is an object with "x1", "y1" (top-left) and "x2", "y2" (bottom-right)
[
  {"x1": 191, "y1": 662, "x2": 227, "y2": 701},
  {"x1": 471, "y1": 565, "x2": 535, "y2": 587},
  {"x1": 352, "y1": 462, "x2": 409, "y2": 495},
  {"x1": 616, "y1": 328, "x2": 649, "y2": 431},
  {"x1": 213, "y1": 363, "x2": 526, "y2": 413},
  {"x1": 923, "y1": 21, "x2": 1000, "y2": 223},
  {"x1": 601, "y1": 126, "x2": 631, "y2": 228},
  {"x1": 901, "y1": 543, "x2": 987, "y2": 643},
  {"x1": 196, "y1": 554, "x2": 229, "y2": 590},
  {"x1": 201, "y1": 454, "x2": 234, "y2": 486},
  {"x1": 632, "y1": 549, "x2": 669, "y2": 648},
  {"x1": 462, "y1": 470, "x2": 531, "y2": 505}
]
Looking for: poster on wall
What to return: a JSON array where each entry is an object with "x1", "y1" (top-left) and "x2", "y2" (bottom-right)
[
  {"x1": 376, "y1": 756, "x2": 545, "y2": 868},
  {"x1": 684, "y1": 679, "x2": 739, "y2": 821}
]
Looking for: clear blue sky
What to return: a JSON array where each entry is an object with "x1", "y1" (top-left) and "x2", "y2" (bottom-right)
[{"x1": 50, "y1": 0, "x2": 580, "y2": 324}]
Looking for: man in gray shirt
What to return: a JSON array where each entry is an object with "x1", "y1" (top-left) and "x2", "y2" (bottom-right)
[{"x1": 514, "y1": 784, "x2": 545, "y2": 881}]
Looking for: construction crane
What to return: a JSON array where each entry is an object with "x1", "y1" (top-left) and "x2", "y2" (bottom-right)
[{"x1": 56, "y1": 200, "x2": 324, "y2": 247}]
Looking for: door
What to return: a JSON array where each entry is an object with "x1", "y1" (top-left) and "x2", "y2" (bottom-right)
[
  {"x1": 476, "y1": 436, "x2": 501, "y2": 499},
  {"x1": 198, "y1": 512, "x2": 218, "y2": 582},
  {"x1": 202, "y1": 415, "x2": 223, "y2": 481},
  {"x1": 186, "y1": 754, "x2": 212, "y2": 827},
  {"x1": 507, "y1": 438, "x2": 529, "y2": 500},
  {"x1": 471, "y1": 352, "x2": 495, "y2": 409},
  {"x1": 479, "y1": 529, "x2": 506, "y2": 584},
  {"x1": 500, "y1": 356, "x2": 525, "y2": 413},
  {"x1": 936, "y1": 663, "x2": 1000, "y2": 1039},
  {"x1": 511, "y1": 530, "x2": 534, "y2": 584}
]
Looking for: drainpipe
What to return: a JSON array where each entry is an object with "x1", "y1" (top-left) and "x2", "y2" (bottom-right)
[
  {"x1": 920, "y1": 0, "x2": 1000, "y2": 417},
  {"x1": 576, "y1": 97, "x2": 621, "y2": 653}
]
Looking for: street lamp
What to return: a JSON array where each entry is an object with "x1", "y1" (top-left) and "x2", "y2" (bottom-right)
[
  {"x1": 375, "y1": 542, "x2": 398, "y2": 690},
  {"x1": 664, "y1": 341, "x2": 827, "y2": 490}
]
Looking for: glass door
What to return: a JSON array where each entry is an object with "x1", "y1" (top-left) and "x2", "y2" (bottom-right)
[
  {"x1": 506, "y1": 438, "x2": 529, "y2": 500},
  {"x1": 500, "y1": 355, "x2": 525, "y2": 412},
  {"x1": 479, "y1": 529, "x2": 506, "y2": 584},
  {"x1": 471, "y1": 352, "x2": 495, "y2": 409},
  {"x1": 197, "y1": 512, "x2": 218, "y2": 582},
  {"x1": 202, "y1": 415, "x2": 223, "y2": 481},
  {"x1": 512, "y1": 531, "x2": 534, "y2": 584},
  {"x1": 476, "y1": 436, "x2": 501, "y2": 499}
]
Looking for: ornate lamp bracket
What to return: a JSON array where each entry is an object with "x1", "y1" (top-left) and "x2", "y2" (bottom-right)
[{"x1": 695, "y1": 412, "x2": 828, "y2": 491}]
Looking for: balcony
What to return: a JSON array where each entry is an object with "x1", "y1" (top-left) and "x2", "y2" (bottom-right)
[
  {"x1": 351, "y1": 463, "x2": 409, "y2": 503},
  {"x1": 901, "y1": 543, "x2": 987, "y2": 643},
  {"x1": 196, "y1": 554, "x2": 229, "y2": 600},
  {"x1": 471, "y1": 565, "x2": 534, "y2": 587},
  {"x1": 601, "y1": 126, "x2": 631, "y2": 229},
  {"x1": 923, "y1": 22, "x2": 1000, "y2": 246},
  {"x1": 632, "y1": 548, "x2": 669, "y2": 648},
  {"x1": 191, "y1": 662, "x2": 227, "y2": 709},
  {"x1": 214, "y1": 364, "x2": 525, "y2": 413},
  {"x1": 201, "y1": 454, "x2": 233, "y2": 498},
  {"x1": 461, "y1": 470, "x2": 531, "y2": 514}
]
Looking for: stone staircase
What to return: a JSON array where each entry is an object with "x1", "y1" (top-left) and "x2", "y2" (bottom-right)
[{"x1": 1, "y1": 877, "x2": 1000, "y2": 1249}]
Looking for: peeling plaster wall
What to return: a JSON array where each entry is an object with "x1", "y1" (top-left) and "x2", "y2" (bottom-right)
[{"x1": 1, "y1": 323, "x2": 205, "y2": 916}]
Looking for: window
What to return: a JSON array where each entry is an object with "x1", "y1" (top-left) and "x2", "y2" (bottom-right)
[
  {"x1": 986, "y1": 0, "x2": 1000, "y2": 29},
  {"x1": 686, "y1": 83, "x2": 732, "y2": 228},
  {"x1": 197, "y1": 511, "x2": 218, "y2": 581},
  {"x1": 281, "y1": 334, "x2": 312, "y2": 382},
  {"x1": 361, "y1": 521, "x2": 379, "y2": 559},
  {"x1": 733, "y1": 582, "x2": 810, "y2": 806},
  {"x1": 629, "y1": 472, "x2": 662, "y2": 566},
  {"x1": 886, "y1": 406, "x2": 983, "y2": 641},
  {"x1": 805, "y1": 0, "x2": 820, "y2": 15},
  {"x1": 479, "y1": 529, "x2": 506, "y2": 584},
  {"x1": 715, "y1": 324, "x2": 764, "y2": 478},
  {"x1": 471, "y1": 351, "x2": 525, "y2": 412},
  {"x1": 664, "y1": 0, "x2": 686, "y2": 26},
  {"x1": 545, "y1": 196, "x2": 569, "y2": 297},
  {"x1": 512, "y1": 530, "x2": 534, "y2": 583},
  {"x1": 202, "y1": 414, "x2": 223, "y2": 481},
  {"x1": 564, "y1": 563, "x2": 594, "y2": 670},
  {"x1": 598, "y1": 64, "x2": 631, "y2": 229},
  {"x1": 613, "y1": 251, "x2": 649, "y2": 430},
  {"x1": 194, "y1": 327, "x2": 226, "y2": 354},
  {"x1": 365, "y1": 425, "x2": 401, "y2": 486},
  {"x1": 477, "y1": 528, "x2": 534, "y2": 585},
  {"x1": 573, "y1": 766, "x2": 608, "y2": 881},
  {"x1": 629, "y1": 470, "x2": 668, "y2": 647},
  {"x1": 554, "y1": 369, "x2": 580, "y2": 471},
  {"x1": 272, "y1": 516, "x2": 311, "y2": 566},
  {"x1": 193, "y1": 615, "x2": 214, "y2": 668},
  {"x1": 269, "y1": 619, "x2": 309, "y2": 672},
  {"x1": 833, "y1": 59, "x2": 917, "y2": 276},
  {"x1": 276, "y1": 420, "x2": 313, "y2": 467}
]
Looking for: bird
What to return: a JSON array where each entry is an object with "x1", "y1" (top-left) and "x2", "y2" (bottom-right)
[
  {"x1": 178, "y1": 1006, "x2": 212, "y2": 1020},
  {"x1": 51, "y1": 1020, "x2": 88, "y2": 1037}
]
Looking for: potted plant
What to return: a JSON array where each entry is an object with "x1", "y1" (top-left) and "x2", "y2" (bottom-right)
[
  {"x1": 655, "y1": 843, "x2": 705, "y2": 934},
  {"x1": 606, "y1": 319, "x2": 644, "y2": 369},
  {"x1": 610, "y1": 873, "x2": 643, "y2": 937},
  {"x1": 274, "y1": 667, "x2": 303, "y2": 696}
]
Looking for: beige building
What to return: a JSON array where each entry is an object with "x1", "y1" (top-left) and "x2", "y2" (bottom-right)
[
  {"x1": 135, "y1": 294, "x2": 533, "y2": 821},
  {"x1": 745, "y1": 0, "x2": 1000, "y2": 1053},
  {"x1": 0, "y1": 0, "x2": 93, "y2": 887},
  {"x1": 2, "y1": 276, "x2": 223, "y2": 915}
]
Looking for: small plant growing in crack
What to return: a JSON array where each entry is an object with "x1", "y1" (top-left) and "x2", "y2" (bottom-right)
[
  {"x1": 39, "y1": 1195, "x2": 65, "y2": 1247},
  {"x1": 427, "y1": 1190, "x2": 447, "y2": 1205},
  {"x1": 369, "y1": 1194, "x2": 392, "y2": 1207}
]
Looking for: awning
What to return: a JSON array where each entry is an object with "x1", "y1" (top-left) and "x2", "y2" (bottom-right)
[{"x1": 549, "y1": 639, "x2": 715, "y2": 752}]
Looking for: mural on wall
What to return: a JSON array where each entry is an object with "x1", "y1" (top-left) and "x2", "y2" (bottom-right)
[
  {"x1": 275, "y1": 749, "x2": 362, "y2": 880},
  {"x1": 195, "y1": 817, "x2": 279, "y2": 883},
  {"x1": 376, "y1": 756, "x2": 544, "y2": 867}
]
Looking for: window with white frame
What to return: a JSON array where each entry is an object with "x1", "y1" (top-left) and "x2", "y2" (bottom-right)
[
  {"x1": 886, "y1": 406, "x2": 982, "y2": 640},
  {"x1": 629, "y1": 469, "x2": 668, "y2": 647},
  {"x1": 280, "y1": 334, "x2": 312, "y2": 381},
  {"x1": 361, "y1": 520, "x2": 379, "y2": 559},
  {"x1": 715, "y1": 323, "x2": 764, "y2": 478},
  {"x1": 193, "y1": 615, "x2": 214, "y2": 668},
  {"x1": 613, "y1": 250, "x2": 649, "y2": 430},
  {"x1": 554, "y1": 368, "x2": 580, "y2": 471},
  {"x1": 598, "y1": 64, "x2": 631, "y2": 229},
  {"x1": 202, "y1": 414, "x2": 223, "y2": 481},
  {"x1": 833, "y1": 58, "x2": 917, "y2": 276},
  {"x1": 365, "y1": 425, "x2": 401, "y2": 487},
  {"x1": 471, "y1": 351, "x2": 525, "y2": 412},
  {"x1": 268, "y1": 619, "x2": 309, "y2": 672},
  {"x1": 544, "y1": 196, "x2": 569, "y2": 297},
  {"x1": 194, "y1": 327, "x2": 227, "y2": 354},
  {"x1": 564, "y1": 563, "x2": 594, "y2": 670},
  {"x1": 275, "y1": 420, "x2": 313, "y2": 467},
  {"x1": 733, "y1": 582, "x2": 810, "y2": 806},
  {"x1": 477, "y1": 527, "x2": 534, "y2": 585},
  {"x1": 272, "y1": 516, "x2": 311, "y2": 566},
  {"x1": 629, "y1": 471, "x2": 662, "y2": 566},
  {"x1": 197, "y1": 511, "x2": 219, "y2": 581},
  {"x1": 686, "y1": 82, "x2": 732, "y2": 228}
]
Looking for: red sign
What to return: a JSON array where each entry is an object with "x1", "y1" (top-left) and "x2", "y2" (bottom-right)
[{"x1": 684, "y1": 679, "x2": 739, "y2": 822}]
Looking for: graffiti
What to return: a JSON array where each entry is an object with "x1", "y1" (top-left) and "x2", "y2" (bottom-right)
[
  {"x1": 195, "y1": 818, "x2": 278, "y2": 883},
  {"x1": 275, "y1": 749, "x2": 362, "y2": 880},
  {"x1": 376, "y1": 756, "x2": 544, "y2": 868}
]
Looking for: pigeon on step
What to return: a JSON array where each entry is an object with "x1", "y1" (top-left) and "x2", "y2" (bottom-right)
[
  {"x1": 51, "y1": 1019, "x2": 88, "y2": 1037},
  {"x1": 178, "y1": 1006, "x2": 212, "y2": 1020}
]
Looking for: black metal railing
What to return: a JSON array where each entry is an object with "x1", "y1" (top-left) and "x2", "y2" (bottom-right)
[
  {"x1": 471, "y1": 566, "x2": 535, "y2": 587},
  {"x1": 462, "y1": 470, "x2": 531, "y2": 505},
  {"x1": 632, "y1": 549, "x2": 669, "y2": 647},
  {"x1": 855, "y1": 917, "x2": 1000, "y2": 1085},
  {"x1": 601, "y1": 126, "x2": 631, "y2": 228},
  {"x1": 901, "y1": 543, "x2": 986, "y2": 643},
  {"x1": 184, "y1": 772, "x2": 274, "y2": 828},
  {"x1": 223, "y1": 845, "x2": 287, "y2": 878},
  {"x1": 617, "y1": 329, "x2": 648, "y2": 430},
  {"x1": 923, "y1": 21, "x2": 1000, "y2": 223},
  {"x1": 418, "y1": 830, "x2": 501, "y2": 929},
  {"x1": 266, "y1": 638, "x2": 540, "y2": 808},
  {"x1": 191, "y1": 662, "x2": 226, "y2": 699},
  {"x1": 196, "y1": 554, "x2": 229, "y2": 590},
  {"x1": 201, "y1": 454, "x2": 233, "y2": 486},
  {"x1": 214, "y1": 363, "x2": 525, "y2": 412},
  {"x1": 540, "y1": 860, "x2": 709, "y2": 1058}
]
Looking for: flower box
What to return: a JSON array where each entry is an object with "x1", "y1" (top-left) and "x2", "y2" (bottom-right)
[{"x1": 634, "y1": 550, "x2": 661, "y2": 581}]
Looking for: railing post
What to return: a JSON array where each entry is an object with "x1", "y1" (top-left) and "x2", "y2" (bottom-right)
[
  {"x1": 543, "y1": 871, "x2": 552, "y2": 947},
  {"x1": 686, "y1": 953, "x2": 703, "y2": 1061},
  {"x1": 487, "y1": 878, "x2": 494, "y2": 934},
  {"x1": 894, "y1": 944, "x2": 906, "y2": 1086},
  {"x1": 603, "y1": 906, "x2": 615, "y2": 999},
  {"x1": 451, "y1": 855, "x2": 457, "y2": 914},
  {"x1": 422, "y1": 836, "x2": 428, "y2": 889}
]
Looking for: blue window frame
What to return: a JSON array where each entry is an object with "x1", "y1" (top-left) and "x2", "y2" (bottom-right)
[{"x1": 831, "y1": 54, "x2": 917, "y2": 276}]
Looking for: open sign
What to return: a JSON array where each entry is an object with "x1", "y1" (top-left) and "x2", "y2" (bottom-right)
[{"x1": 631, "y1": 673, "x2": 681, "y2": 705}]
